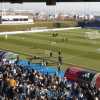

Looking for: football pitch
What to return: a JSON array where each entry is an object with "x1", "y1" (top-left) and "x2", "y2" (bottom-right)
[{"x1": 0, "y1": 28, "x2": 100, "y2": 71}]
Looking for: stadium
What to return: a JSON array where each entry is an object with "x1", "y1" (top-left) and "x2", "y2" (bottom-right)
[{"x1": 0, "y1": 1, "x2": 100, "y2": 100}]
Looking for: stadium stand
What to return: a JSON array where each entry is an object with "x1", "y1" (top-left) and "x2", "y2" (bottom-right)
[
  {"x1": 78, "y1": 19, "x2": 100, "y2": 29},
  {"x1": 0, "y1": 51, "x2": 100, "y2": 100}
]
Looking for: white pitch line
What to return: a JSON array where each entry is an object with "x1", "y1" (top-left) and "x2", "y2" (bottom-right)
[
  {"x1": 64, "y1": 55, "x2": 78, "y2": 61},
  {"x1": 0, "y1": 27, "x2": 81, "y2": 35}
]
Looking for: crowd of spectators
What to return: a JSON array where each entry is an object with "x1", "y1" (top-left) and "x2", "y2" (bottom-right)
[{"x1": 0, "y1": 61, "x2": 100, "y2": 100}]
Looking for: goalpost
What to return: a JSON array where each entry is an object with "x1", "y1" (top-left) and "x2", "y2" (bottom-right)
[{"x1": 85, "y1": 31, "x2": 100, "y2": 40}]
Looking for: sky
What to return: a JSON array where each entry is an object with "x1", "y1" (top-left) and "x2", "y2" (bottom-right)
[{"x1": 0, "y1": 2, "x2": 100, "y2": 15}]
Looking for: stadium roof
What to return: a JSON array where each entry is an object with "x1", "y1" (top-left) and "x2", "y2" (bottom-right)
[{"x1": 0, "y1": 0, "x2": 99, "y2": 3}]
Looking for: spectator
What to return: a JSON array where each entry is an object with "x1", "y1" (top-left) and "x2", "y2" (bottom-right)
[{"x1": 0, "y1": 59, "x2": 99, "y2": 100}]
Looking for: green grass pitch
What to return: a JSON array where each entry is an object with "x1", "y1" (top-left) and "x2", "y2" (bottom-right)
[{"x1": 0, "y1": 28, "x2": 100, "y2": 71}]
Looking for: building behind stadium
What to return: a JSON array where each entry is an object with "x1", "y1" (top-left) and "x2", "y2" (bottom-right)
[{"x1": 0, "y1": 10, "x2": 34, "y2": 24}]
